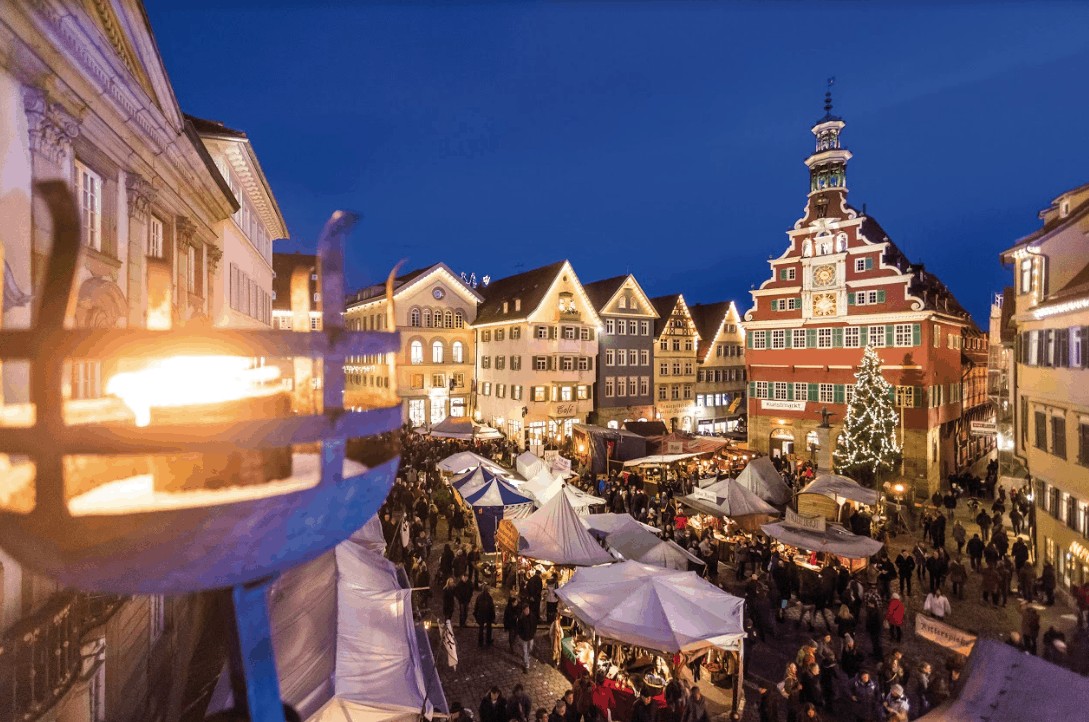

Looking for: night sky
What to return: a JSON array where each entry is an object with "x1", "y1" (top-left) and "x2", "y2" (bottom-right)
[{"x1": 147, "y1": 1, "x2": 1089, "y2": 325}]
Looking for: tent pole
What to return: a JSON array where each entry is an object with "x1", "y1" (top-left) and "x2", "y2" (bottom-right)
[
  {"x1": 732, "y1": 648, "x2": 744, "y2": 717},
  {"x1": 593, "y1": 631, "x2": 600, "y2": 679}
]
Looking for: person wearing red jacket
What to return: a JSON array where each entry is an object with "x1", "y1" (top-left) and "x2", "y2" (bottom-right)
[{"x1": 885, "y1": 593, "x2": 906, "y2": 643}]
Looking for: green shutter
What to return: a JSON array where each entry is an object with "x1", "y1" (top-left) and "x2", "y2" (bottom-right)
[
  {"x1": 877, "y1": 290, "x2": 886, "y2": 303},
  {"x1": 785, "y1": 329, "x2": 793, "y2": 349},
  {"x1": 889, "y1": 388, "x2": 896, "y2": 404},
  {"x1": 865, "y1": 258, "x2": 874, "y2": 270},
  {"x1": 833, "y1": 328, "x2": 844, "y2": 347},
  {"x1": 787, "y1": 384, "x2": 794, "y2": 401},
  {"x1": 834, "y1": 384, "x2": 845, "y2": 403},
  {"x1": 912, "y1": 323, "x2": 921, "y2": 347},
  {"x1": 806, "y1": 329, "x2": 817, "y2": 348},
  {"x1": 808, "y1": 383, "x2": 818, "y2": 402},
  {"x1": 746, "y1": 332, "x2": 753, "y2": 349},
  {"x1": 886, "y1": 325, "x2": 894, "y2": 346},
  {"x1": 847, "y1": 292, "x2": 855, "y2": 305},
  {"x1": 749, "y1": 382, "x2": 756, "y2": 397},
  {"x1": 860, "y1": 326, "x2": 869, "y2": 347}
]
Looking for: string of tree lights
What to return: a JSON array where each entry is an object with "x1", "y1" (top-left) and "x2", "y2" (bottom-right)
[{"x1": 833, "y1": 345, "x2": 903, "y2": 487}]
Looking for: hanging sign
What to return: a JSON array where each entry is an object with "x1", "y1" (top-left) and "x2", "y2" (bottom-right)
[
  {"x1": 914, "y1": 615, "x2": 976, "y2": 657},
  {"x1": 785, "y1": 508, "x2": 826, "y2": 533},
  {"x1": 551, "y1": 456, "x2": 572, "y2": 474},
  {"x1": 692, "y1": 488, "x2": 717, "y2": 503},
  {"x1": 667, "y1": 441, "x2": 684, "y2": 454},
  {"x1": 970, "y1": 421, "x2": 997, "y2": 436}
]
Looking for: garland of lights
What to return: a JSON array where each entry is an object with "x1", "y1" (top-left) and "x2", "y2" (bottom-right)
[{"x1": 833, "y1": 345, "x2": 902, "y2": 484}]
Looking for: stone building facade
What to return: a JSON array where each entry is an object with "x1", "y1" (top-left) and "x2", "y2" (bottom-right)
[
  {"x1": 651, "y1": 294, "x2": 700, "y2": 432},
  {"x1": 690, "y1": 301, "x2": 747, "y2": 434}
]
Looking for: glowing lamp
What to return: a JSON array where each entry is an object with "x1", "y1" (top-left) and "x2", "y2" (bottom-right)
[{"x1": 0, "y1": 183, "x2": 402, "y2": 720}]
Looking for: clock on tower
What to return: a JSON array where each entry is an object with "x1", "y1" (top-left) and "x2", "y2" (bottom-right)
[{"x1": 813, "y1": 292, "x2": 838, "y2": 317}]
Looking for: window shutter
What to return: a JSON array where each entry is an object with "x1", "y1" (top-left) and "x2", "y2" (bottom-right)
[
  {"x1": 860, "y1": 326, "x2": 869, "y2": 347},
  {"x1": 548, "y1": 356, "x2": 556, "y2": 371},
  {"x1": 548, "y1": 326, "x2": 556, "y2": 339},
  {"x1": 746, "y1": 333, "x2": 753, "y2": 349},
  {"x1": 912, "y1": 323, "x2": 921, "y2": 347},
  {"x1": 808, "y1": 383, "x2": 818, "y2": 402},
  {"x1": 865, "y1": 258, "x2": 874, "y2": 270},
  {"x1": 915, "y1": 386, "x2": 924, "y2": 408},
  {"x1": 784, "y1": 330, "x2": 792, "y2": 349},
  {"x1": 847, "y1": 292, "x2": 855, "y2": 305},
  {"x1": 588, "y1": 356, "x2": 594, "y2": 370},
  {"x1": 833, "y1": 328, "x2": 844, "y2": 347},
  {"x1": 877, "y1": 290, "x2": 886, "y2": 303},
  {"x1": 885, "y1": 325, "x2": 894, "y2": 346},
  {"x1": 749, "y1": 382, "x2": 756, "y2": 397},
  {"x1": 834, "y1": 384, "x2": 845, "y2": 403},
  {"x1": 806, "y1": 329, "x2": 817, "y2": 348},
  {"x1": 888, "y1": 388, "x2": 896, "y2": 404}
]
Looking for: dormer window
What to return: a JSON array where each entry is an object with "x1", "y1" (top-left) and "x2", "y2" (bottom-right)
[
  {"x1": 502, "y1": 301, "x2": 509, "y2": 313},
  {"x1": 514, "y1": 298, "x2": 521, "y2": 312},
  {"x1": 1019, "y1": 258, "x2": 1035, "y2": 294},
  {"x1": 1060, "y1": 199, "x2": 1071, "y2": 218}
]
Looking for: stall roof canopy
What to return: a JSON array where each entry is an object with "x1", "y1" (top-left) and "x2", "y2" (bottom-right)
[
  {"x1": 451, "y1": 465, "x2": 507, "y2": 498},
  {"x1": 428, "y1": 416, "x2": 498, "y2": 440},
  {"x1": 605, "y1": 524, "x2": 704, "y2": 571},
  {"x1": 461, "y1": 477, "x2": 533, "y2": 509},
  {"x1": 555, "y1": 561, "x2": 745, "y2": 653},
  {"x1": 623, "y1": 421, "x2": 670, "y2": 437},
  {"x1": 307, "y1": 699, "x2": 421, "y2": 722},
  {"x1": 581, "y1": 513, "x2": 659, "y2": 539},
  {"x1": 510, "y1": 488, "x2": 615, "y2": 566},
  {"x1": 799, "y1": 472, "x2": 880, "y2": 506},
  {"x1": 516, "y1": 451, "x2": 549, "y2": 480},
  {"x1": 437, "y1": 451, "x2": 507, "y2": 475},
  {"x1": 761, "y1": 520, "x2": 884, "y2": 559},
  {"x1": 623, "y1": 453, "x2": 700, "y2": 467},
  {"x1": 573, "y1": 423, "x2": 646, "y2": 441},
  {"x1": 921, "y1": 638, "x2": 1089, "y2": 721},
  {"x1": 523, "y1": 471, "x2": 604, "y2": 510},
  {"x1": 681, "y1": 478, "x2": 779, "y2": 520},
  {"x1": 735, "y1": 456, "x2": 792, "y2": 505},
  {"x1": 650, "y1": 431, "x2": 728, "y2": 456}
]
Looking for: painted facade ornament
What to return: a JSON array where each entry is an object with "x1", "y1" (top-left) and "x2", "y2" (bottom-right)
[{"x1": 22, "y1": 86, "x2": 80, "y2": 166}]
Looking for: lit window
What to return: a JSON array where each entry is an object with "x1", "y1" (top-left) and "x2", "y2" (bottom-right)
[
  {"x1": 819, "y1": 383, "x2": 834, "y2": 403},
  {"x1": 1020, "y1": 259, "x2": 1034, "y2": 294},
  {"x1": 76, "y1": 161, "x2": 103, "y2": 251},
  {"x1": 410, "y1": 340, "x2": 423, "y2": 364},
  {"x1": 895, "y1": 386, "x2": 915, "y2": 407},
  {"x1": 869, "y1": 325, "x2": 886, "y2": 348},
  {"x1": 410, "y1": 308, "x2": 421, "y2": 327},
  {"x1": 845, "y1": 327, "x2": 860, "y2": 347},
  {"x1": 452, "y1": 341, "x2": 464, "y2": 364},
  {"x1": 149, "y1": 216, "x2": 163, "y2": 258},
  {"x1": 432, "y1": 340, "x2": 444, "y2": 363},
  {"x1": 773, "y1": 382, "x2": 788, "y2": 400},
  {"x1": 818, "y1": 328, "x2": 832, "y2": 348}
]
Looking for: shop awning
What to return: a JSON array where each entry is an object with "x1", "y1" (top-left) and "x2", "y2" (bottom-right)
[
  {"x1": 799, "y1": 472, "x2": 880, "y2": 506},
  {"x1": 436, "y1": 451, "x2": 507, "y2": 476},
  {"x1": 761, "y1": 520, "x2": 884, "y2": 559},
  {"x1": 622, "y1": 453, "x2": 700, "y2": 467},
  {"x1": 555, "y1": 561, "x2": 745, "y2": 654}
]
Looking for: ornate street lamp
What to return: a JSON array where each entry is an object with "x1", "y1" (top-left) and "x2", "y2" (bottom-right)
[{"x1": 0, "y1": 182, "x2": 402, "y2": 720}]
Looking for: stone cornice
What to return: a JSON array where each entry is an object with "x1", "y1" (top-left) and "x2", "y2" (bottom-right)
[{"x1": 21, "y1": 85, "x2": 80, "y2": 165}]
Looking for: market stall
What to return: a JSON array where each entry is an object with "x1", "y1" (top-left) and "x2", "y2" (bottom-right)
[
  {"x1": 572, "y1": 423, "x2": 648, "y2": 474},
  {"x1": 500, "y1": 489, "x2": 615, "y2": 567},
  {"x1": 680, "y1": 477, "x2": 779, "y2": 532},
  {"x1": 426, "y1": 416, "x2": 504, "y2": 441},
  {"x1": 603, "y1": 523, "x2": 704, "y2": 571},
  {"x1": 761, "y1": 509, "x2": 884, "y2": 574},
  {"x1": 436, "y1": 451, "x2": 508, "y2": 477},
  {"x1": 734, "y1": 456, "x2": 792, "y2": 505},
  {"x1": 796, "y1": 471, "x2": 879, "y2": 524},
  {"x1": 555, "y1": 561, "x2": 747, "y2": 719},
  {"x1": 522, "y1": 468, "x2": 605, "y2": 513},
  {"x1": 457, "y1": 476, "x2": 534, "y2": 552},
  {"x1": 581, "y1": 513, "x2": 659, "y2": 539},
  {"x1": 450, "y1": 465, "x2": 509, "y2": 498}
]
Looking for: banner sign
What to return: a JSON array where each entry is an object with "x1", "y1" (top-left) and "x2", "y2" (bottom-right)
[
  {"x1": 784, "y1": 507, "x2": 826, "y2": 533},
  {"x1": 761, "y1": 400, "x2": 806, "y2": 411},
  {"x1": 667, "y1": 441, "x2": 684, "y2": 454},
  {"x1": 970, "y1": 421, "x2": 997, "y2": 436},
  {"x1": 543, "y1": 450, "x2": 559, "y2": 463},
  {"x1": 551, "y1": 456, "x2": 572, "y2": 473},
  {"x1": 495, "y1": 519, "x2": 520, "y2": 555},
  {"x1": 914, "y1": 614, "x2": 976, "y2": 656},
  {"x1": 692, "y1": 487, "x2": 717, "y2": 503}
]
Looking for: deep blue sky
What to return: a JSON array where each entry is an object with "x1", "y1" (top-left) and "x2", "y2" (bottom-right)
[{"x1": 148, "y1": 1, "x2": 1089, "y2": 325}]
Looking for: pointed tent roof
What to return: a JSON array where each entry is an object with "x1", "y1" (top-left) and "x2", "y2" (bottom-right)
[
  {"x1": 735, "y1": 456, "x2": 793, "y2": 505},
  {"x1": 604, "y1": 525, "x2": 704, "y2": 571},
  {"x1": 555, "y1": 561, "x2": 746, "y2": 653},
  {"x1": 511, "y1": 488, "x2": 615, "y2": 566},
  {"x1": 580, "y1": 513, "x2": 659, "y2": 539},
  {"x1": 522, "y1": 471, "x2": 604, "y2": 511},
  {"x1": 461, "y1": 477, "x2": 533, "y2": 509},
  {"x1": 515, "y1": 451, "x2": 550, "y2": 480},
  {"x1": 800, "y1": 472, "x2": 879, "y2": 506},
  {"x1": 451, "y1": 466, "x2": 507, "y2": 498},
  {"x1": 437, "y1": 452, "x2": 507, "y2": 476},
  {"x1": 681, "y1": 477, "x2": 779, "y2": 526}
]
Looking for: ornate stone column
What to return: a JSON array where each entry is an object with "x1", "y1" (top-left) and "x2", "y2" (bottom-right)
[
  {"x1": 125, "y1": 172, "x2": 155, "y2": 327},
  {"x1": 175, "y1": 216, "x2": 196, "y2": 320}
]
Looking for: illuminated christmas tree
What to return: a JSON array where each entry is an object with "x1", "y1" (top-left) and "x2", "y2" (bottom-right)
[{"x1": 833, "y1": 345, "x2": 902, "y2": 487}]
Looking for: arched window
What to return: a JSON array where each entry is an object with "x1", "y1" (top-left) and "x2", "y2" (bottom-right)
[
  {"x1": 444, "y1": 310, "x2": 453, "y2": 328},
  {"x1": 410, "y1": 340, "x2": 423, "y2": 365},
  {"x1": 409, "y1": 308, "x2": 420, "y2": 327},
  {"x1": 452, "y1": 341, "x2": 464, "y2": 364},
  {"x1": 455, "y1": 310, "x2": 464, "y2": 328},
  {"x1": 422, "y1": 309, "x2": 432, "y2": 328},
  {"x1": 432, "y1": 340, "x2": 444, "y2": 364}
]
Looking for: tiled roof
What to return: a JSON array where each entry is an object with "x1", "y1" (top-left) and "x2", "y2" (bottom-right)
[
  {"x1": 650, "y1": 295, "x2": 681, "y2": 337},
  {"x1": 582, "y1": 275, "x2": 629, "y2": 313},
  {"x1": 1051, "y1": 261, "x2": 1089, "y2": 301},
  {"x1": 688, "y1": 302, "x2": 733, "y2": 357},
  {"x1": 474, "y1": 261, "x2": 568, "y2": 325}
]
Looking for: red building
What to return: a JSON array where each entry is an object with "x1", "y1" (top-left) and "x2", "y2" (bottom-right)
[{"x1": 744, "y1": 92, "x2": 990, "y2": 497}]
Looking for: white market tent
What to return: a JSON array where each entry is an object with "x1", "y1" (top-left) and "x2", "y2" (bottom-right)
[
  {"x1": 604, "y1": 524, "x2": 704, "y2": 571},
  {"x1": 581, "y1": 512, "x2": 659, "y2": 539},
  {"x1": 516, "y1": 450, "x2": 549, "y2": 480},
  {"x1": 760, "y1": 520, "x2": 884, "y2": 560},
  {"x1": 680, "y1": 477, "x2": 780, "y2": 531},
  {"x1": 507, "y1": 487, "x2": 615, "y2": 566},
  {"x1": 437, "y1": 451, "x2": 507, "y2": 476},
  {"x1": 622, "y1": 453, "x2": 700, "y2": 467},
  {"x1": 735, "y1": 456, "x2": 793, "y2": 505},
  {"x1": 451, "y1": 465, "x2": 509, "y2": 499},
  {"x1": 522, "y1": 470, "x2": 605, "y2": 512},
  {"x1": 427, "y1": 416, "x2": 503, "y2": 440},
  {"x1": 207, "y1": 525, "x2": 445, "y2": 721},
  {"x1": 799, "y1": 472, "x2": 880, "y2": 506},
  {"x1": 555, "y1": 561, "x2": 746, "y2": 653},
  {"x1": 921, "y1": 638, "x2": 1089, "y2": 721},
  {"x1": 521, "y1": 468, "x2": 564, "y2": 501}
]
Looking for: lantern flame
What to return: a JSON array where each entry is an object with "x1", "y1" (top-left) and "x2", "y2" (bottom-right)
[{"x1": 106, "y1": 356, "x2": 282, "y2": 427}]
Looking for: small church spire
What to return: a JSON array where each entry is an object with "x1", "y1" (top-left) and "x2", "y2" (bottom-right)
[{"x1": 824, "y1": 77, "x2": 835, "y2": 115}]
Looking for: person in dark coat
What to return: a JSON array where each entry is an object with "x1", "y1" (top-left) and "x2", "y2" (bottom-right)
[
  {"x1": 442, "y1": 577, "x2": 458, "y2": 622},
  {"x1": 756, "y1": 683, "x2": 781, "y2": 722},
  {"x1": 847, "y1": 671, "x2": 881, "y2": 722},
  {"x1": 479, "y1": 687, "x2": 507, "y2": 722},
  {"x1": 455, "y1": 573, "x2": 474, "y2": 627},
  {"x1": 895, "y1": 550, "x2": 915, "y2": 596},
  {"x1": 509, "y1": 684, "x2": 532, "y2": 722},
  {"x1": 966, "y1": 534, "x2": 984, "y2": 572},
  {"x1": 630, "y1": 688, "x2": 657, "y2": 722},
  {"x1": 474, "y1": 585, "x2": 497, "y2": 647},
  {"x1": 504, "y1": 595, "x2": 521, "y2": 652},
  {"x1": 681, "y1": 686, "x2": 710, "y2": 722},
  {"x1": 526, "y1": 570, "x2": 544, "y2": 617},
  {"x1": 548, "y1": 700, "x2": 568, "y2": 722}
]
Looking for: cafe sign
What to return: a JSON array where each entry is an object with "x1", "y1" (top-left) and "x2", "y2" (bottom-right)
[
  {"x1": 784, "y1": 507, "x2": 826, "y2": 533},
  {"x1": 555, "y1": 403, "x2": 577, "y2": 416}
]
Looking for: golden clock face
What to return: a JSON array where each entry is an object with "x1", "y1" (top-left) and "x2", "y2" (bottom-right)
[
  {"x1": 813, "y1": 264, "x2": 837, "y2": 288},
  {"x1": 813, "y1": 292, "x2": 837, "y2": 317}
]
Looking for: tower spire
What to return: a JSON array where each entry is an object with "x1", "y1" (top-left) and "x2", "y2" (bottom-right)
[{"x1": 824, "y1": 77, "x2": 835, "y2": 115}]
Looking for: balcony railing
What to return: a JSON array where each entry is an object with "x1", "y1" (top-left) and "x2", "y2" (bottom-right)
[{"x1": 0, "y1": 592, "x2": 126, "y2": 722}]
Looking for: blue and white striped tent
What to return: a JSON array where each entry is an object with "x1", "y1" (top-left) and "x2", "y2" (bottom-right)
[
  {"x1": 459, "y1": 477, "x2": 533, "y2": 552},
  {"x1": 451, "y1": 465, "x2": 506, "y2": 499}
]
